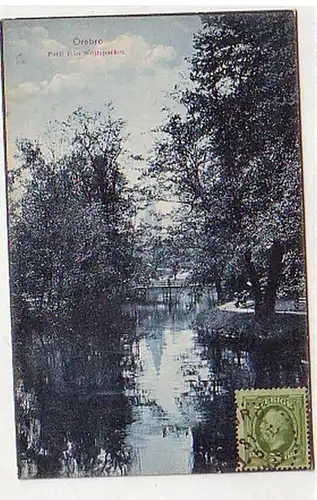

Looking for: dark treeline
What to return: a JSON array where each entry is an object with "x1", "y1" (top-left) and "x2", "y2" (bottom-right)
[
  {"x1": 146, "y1": 11, "x2": 306, "y2": 320},
  {"x1": 9, "y1": 104, "x2": 141, "y2": 337}
]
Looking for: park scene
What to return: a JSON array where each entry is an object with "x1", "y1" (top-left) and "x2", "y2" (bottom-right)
[{"x1": 3, "y1": 11, "x2": 311, "y2": 478}]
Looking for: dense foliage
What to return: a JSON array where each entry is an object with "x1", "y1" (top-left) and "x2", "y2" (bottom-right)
[
  {"x1": 147, "y1": 11, "x2": 305, "y2": 318},
  {"x1": 9, "y1": 105, "x2": 137, "y2": 332}
]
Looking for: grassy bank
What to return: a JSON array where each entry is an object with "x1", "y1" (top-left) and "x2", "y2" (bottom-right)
[{"x1": 195, "y1": 307, "x2": 308, "y2": 351}]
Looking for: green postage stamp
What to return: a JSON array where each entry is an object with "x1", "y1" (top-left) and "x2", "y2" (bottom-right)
[{"x1": 235, "y1": 388, "x2": 311, "y2": 471}]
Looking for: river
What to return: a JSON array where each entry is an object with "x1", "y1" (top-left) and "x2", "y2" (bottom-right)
[{"x1": 15, "y1": 297, "x2": 307, "y2": 479}]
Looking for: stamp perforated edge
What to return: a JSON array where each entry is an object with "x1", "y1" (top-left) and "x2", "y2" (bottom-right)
[{"x1": 235, "y1": 387, "x2": 311, "y2": 472}]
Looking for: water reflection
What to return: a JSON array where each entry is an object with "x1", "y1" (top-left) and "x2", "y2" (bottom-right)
[
  {"x1": 15, "y1": 299, "x2": 308, "y2": 478},
  {"x1": 125, "y1": 303, "x2": 256, "y2": 474},
  {"x1": 16, "y1": 312, "x2": 137, "y2": 479}
]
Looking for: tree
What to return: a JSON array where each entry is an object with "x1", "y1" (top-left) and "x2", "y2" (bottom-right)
[
  {"x1": 9, "y1": 105, "x2": 138, "y2": 334},
  {"x1": 147, "y1": 11, "x2": 304, "y2": 319}
]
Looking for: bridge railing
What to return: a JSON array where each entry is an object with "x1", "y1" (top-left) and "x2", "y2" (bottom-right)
[{"x1": 134, "y1": 279, "x2": 199, "y2": 290}]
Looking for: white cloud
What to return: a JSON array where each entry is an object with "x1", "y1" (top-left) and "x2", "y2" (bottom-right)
[
  {"x1": 6, "y1": 25, "x2": 65, "y2": 58},
  {"x1": 146, "y1": 45, "x2": 176, "y2": 66},
  {"x1": 42, "y1": 72, "x2": 87, "y2": 94},
  {"x1": 7, "y1": 71, "x2": 90, "y2": 105},
  {"x1": 42, "y1": 38, "x2": 66, "y2": 54},
  {"x1": 25, "y1": 26, "x2": 48, "y2": 39},
  {"x1": 7, "y1": 80, "x2": 48, "y2": 104}
]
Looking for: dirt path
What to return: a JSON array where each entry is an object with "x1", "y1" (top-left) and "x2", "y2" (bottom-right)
[{"x1": 217, "y1": 301, "x2": 306, "y2": 316}]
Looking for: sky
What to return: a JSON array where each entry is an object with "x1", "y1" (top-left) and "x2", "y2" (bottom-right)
[{"x1": 2, "y1": 14, "x2": 202, "y2": 192}]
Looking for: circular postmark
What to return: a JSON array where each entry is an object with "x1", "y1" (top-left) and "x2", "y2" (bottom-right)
[{"x1": 254, "y1": 404, "x2": 296, "y2": 455}]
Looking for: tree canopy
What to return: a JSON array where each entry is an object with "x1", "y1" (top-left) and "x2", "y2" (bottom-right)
[
  {"x1": 147, "y1": 11, "x2": 305, "y2": 317},
  {"x1": 9, "y1": 105, "x2": 138, "y2": 331}
]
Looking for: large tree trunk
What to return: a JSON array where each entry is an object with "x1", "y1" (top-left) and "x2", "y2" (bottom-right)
[{"x1": 245, "y1": 242, "x2": 284, "y2": 321}]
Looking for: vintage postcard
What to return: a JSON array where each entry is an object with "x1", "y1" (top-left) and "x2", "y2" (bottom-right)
[{"x1": 1, "y1": 10, "x2": 314, "y2": 479}]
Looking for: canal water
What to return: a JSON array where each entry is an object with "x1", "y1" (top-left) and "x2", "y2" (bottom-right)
[
  {"x1": 124, "y1": 302, "x2": 253, "y2": 476},
  {"x1": 15, "y1": 298, "x2": 307, "y2": 479}
]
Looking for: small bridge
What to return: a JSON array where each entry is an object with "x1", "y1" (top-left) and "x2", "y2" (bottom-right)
[
  {"x1": 136, "y1": 279, "x2": 187, "y2": 290},
  {"x1": 134, "y1": 278, "x2": 200, "y2": 304}
]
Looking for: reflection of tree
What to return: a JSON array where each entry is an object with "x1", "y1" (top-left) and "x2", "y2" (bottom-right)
[
  {"x1": 138, "y1": 303, "x2": 195, "y2": 376},
  {"x1": 191, "y1": 395, "x2": 236, "y2": 473},
  {"x1": 15, "y1": 311, "x2": 138, "y2": 479},
  {"x1": 253, "y1": 317, "x2": 308, "y2": 388},
  {"x1": 193, "y1": 312, "x2": 307, "y2": 473},
  {"x1": 145, "y1": 335, "x2": 164, "y2": 377},
  {"x1": 190, "y1": 335, "x2": 253, "y2": 472}
]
